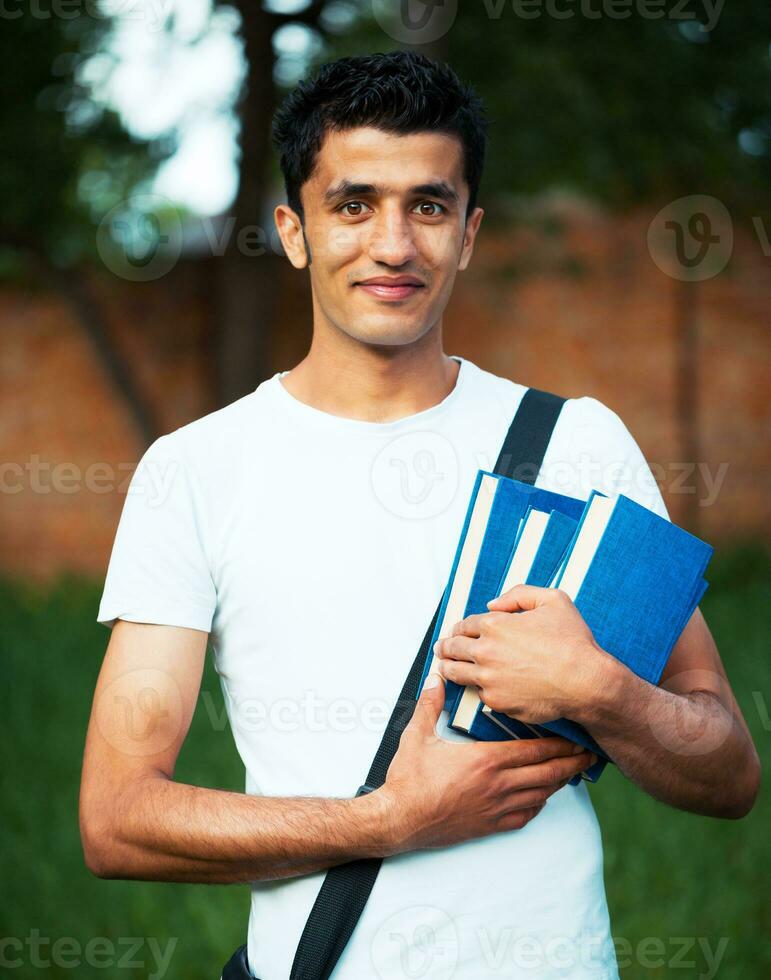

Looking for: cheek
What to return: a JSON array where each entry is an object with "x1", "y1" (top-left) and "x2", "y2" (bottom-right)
[
  {"x1": 417, "y1": 227, "x2": 461, "y2": 273},
  {"x1": 308, "y1": 222, "x2": 362, "y2": 268}
]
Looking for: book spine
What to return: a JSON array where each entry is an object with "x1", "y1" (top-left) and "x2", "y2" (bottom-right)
[
  {"x1": 550, "y1": 489, "x2": 605, "y2": 589},
  {"x1": 416, "y1": 473, "x2": 488, "y2": 702}
]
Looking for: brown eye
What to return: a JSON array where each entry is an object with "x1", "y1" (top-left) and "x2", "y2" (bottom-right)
[
  {"x1": 415, "y1": 202, "x2": 444, "y2": 216},
  {"x1": 341, "y1": 201, "x2": 367, "y2": 216}
]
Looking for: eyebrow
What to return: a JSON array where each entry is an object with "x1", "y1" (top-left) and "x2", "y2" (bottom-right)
[{"x1": 323, "y1": 180, "x2": 459, "y2": 206}]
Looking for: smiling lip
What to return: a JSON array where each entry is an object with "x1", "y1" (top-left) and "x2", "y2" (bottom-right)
[{"x1": 355, "y1": 277, "x2": 424, "y2": 301}]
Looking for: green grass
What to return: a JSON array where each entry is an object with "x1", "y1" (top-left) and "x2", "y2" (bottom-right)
[
  {"x1": 2, "y1": 544, "x2": 769, "y2": 978},
  {"x1": 594, "y1": 543, "x2": 771, "y2": 978}
]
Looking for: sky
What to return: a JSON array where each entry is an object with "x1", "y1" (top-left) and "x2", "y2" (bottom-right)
[{"x1": 87, "y1": 0, "x2": 327, "y2": 215}]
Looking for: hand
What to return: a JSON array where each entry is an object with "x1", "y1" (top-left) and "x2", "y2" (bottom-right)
[
  {"x1": 375, "y1": 672, "x2": 595, "y2": 855},
  {"x1": 433, "y1": 584, "x2": 611, "y2": 725}
]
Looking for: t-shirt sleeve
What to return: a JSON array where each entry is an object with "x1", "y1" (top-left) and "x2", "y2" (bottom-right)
[
  {"x1": 96, "y1": 433, "x2": 217, "y2": 632},
  {"x1": 560, "y1": 396, "x2": 671, "y2": 520}
]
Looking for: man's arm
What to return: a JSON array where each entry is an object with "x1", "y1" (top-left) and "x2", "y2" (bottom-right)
[
  {"x1": 79, "y1": 620, "x2": 392, "y2": 882},
  {"x1": 436, "y1": 587, "x2": 761, "y2": 819},
  {"x1": 573, "y1": 607, "x2": 761, "y2": 818},
  {"x1": 79, "y1": 619, "x2": 594, "y2": 883}
]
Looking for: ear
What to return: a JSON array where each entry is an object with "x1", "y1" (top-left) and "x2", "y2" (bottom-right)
[
  {"x1": 458, "y1": 206, "x2": 484, "y2": 272},
  {"x1": 274, "y1": 203, "x2": 308, "y2": 269}
]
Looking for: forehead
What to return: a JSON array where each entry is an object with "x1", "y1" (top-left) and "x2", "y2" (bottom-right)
[{"x1": 308, "y1": 126, "x2": 465, "y2": 197}]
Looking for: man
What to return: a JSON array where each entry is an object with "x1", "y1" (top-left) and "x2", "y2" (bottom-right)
[{"x1": 80, "y1": 51, "x2": 760, "y2": 979}]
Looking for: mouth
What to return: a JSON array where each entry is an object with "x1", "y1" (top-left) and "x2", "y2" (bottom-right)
[{"x1": 354, "y1": 278, "x2": 425, "y2": 301}]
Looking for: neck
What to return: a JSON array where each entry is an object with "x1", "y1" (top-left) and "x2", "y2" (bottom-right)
[{"x1": 279, "y1": 335, "x2": 460, "y2": 424}]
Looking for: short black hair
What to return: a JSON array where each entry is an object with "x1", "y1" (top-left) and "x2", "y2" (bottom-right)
[{"x1": 271, "y1": 51, "x2": 489, "y2": 224}]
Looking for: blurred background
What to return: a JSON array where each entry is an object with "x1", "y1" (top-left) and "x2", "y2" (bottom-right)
[{"x1": 2, "y1": 1, "x2": 769, "y2": 977}]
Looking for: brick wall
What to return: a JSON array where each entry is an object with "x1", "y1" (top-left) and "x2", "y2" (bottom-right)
[{"x1": 1, "y1": 203, "x2": 768, "y2": 582}]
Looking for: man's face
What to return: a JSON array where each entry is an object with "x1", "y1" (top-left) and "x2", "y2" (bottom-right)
[{"x1": 276, "y1": 126, "x2": 484, "y2": 348}]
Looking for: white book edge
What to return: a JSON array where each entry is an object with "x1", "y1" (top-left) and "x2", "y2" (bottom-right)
[
  {"x1": 423, "y1": 473, "x2": 498, "y2": 682},
  {"x1": 557, "y1": 494, "x2": 616, "y2": 601},
  {"x1": 451, "y1": 685, "x2": 482, "y2": 731},
  {"x1": 498, "y1": 509, "x2": 550, "y2": 594},
  {"x1": 481, "y1": 704, "x2": 542, "y2": 738},
  {"x1": 452, "y1": 508, "x2": 551, "y2": 729}
]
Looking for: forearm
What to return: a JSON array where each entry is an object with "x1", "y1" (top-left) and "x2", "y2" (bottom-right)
[
  {"x1": 85, "y1": 775, "x2": 396, "y2": 883},
  {"x1": 576, "y1": 655, "x2": 760, "y2": 818}
]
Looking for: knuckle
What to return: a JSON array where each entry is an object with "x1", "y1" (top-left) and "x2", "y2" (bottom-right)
[
  {"x1": 500, "y1": 812, "x2": 526, "y2": 831},
  {"x1": 476, "y1": 746, "x2": 499, "y2": 779},
  {"x1": 517, "y1": 807, "x2": 538, "y2": 828},
  {"x1": 533, "y1": 741, "x2": 556, "y2": 763},
  {"x1": 474, "y1": 642, "x2": 490, "y2": 665},
  {"x1": 542, "y1": 764, "x2": 559, "y2": 785},
  {"x1": 481, "y1": 642, "x2": 499, "y2": 666},
  {"x1": 487, "y1": 772, "x2": 508, "y2": 798},
  {"x1": 573, "y1": 750, "x2": 591, "y2": 768},
  {"x1": 482, "y1": 690, "x2": 503, "y2": 713}
]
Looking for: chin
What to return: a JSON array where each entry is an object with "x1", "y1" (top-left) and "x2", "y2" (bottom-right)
[
  {"x1": 333, "y1": 306, "x2": 425, "y2": 342},
  {"x1": 345, "y1": 323, "x2": 429, "y2": 348}
]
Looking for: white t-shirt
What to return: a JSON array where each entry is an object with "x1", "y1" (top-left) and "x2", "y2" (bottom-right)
[{"x1": 97, "y1": 355, "x2": 669, "y2": 979}]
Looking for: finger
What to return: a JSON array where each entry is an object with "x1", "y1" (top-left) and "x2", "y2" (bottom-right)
[
  {"x1": 495, "y1": 804, "x2": 543, "y2": 832},
  {"x1": 436, "y1": 634, "x2": 477, "y2": 663},
  {"x1": 437, "y1": 659, "x2": 480, "y2": 688},
  {"x1": 482, "y1": 736, "x2": 586, "y2": 767},
  {"x1": 450, "y1": 615, "x2": 483, "y2": 637},
  {"x1": 497, "y1": 786, "x2": 553, "y2": 811},
  {"x1": 486, "y1": 583, "x2": 554, "y2": 613},
  {"x1": 410, "y1": 672, "x2": 445, "y2": 733},
  {"x1": 498, "y1": 777, "x2": 567, "y2": 805},
  {"x1": 507, "y1": 752, "x2": 594, "y2": 790}
]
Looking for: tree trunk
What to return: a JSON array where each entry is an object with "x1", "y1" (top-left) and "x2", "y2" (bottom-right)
[
  {"x1": 674, "y1": 277, "x2": 700, "y2": 533},
  {"x1": 215, "y1": 3, "x2": 279, "y2": 406}
]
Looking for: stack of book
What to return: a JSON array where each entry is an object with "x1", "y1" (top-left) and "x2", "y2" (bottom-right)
[{"x1": 416, "y1": 470, "x2": 713, "y2": 783}]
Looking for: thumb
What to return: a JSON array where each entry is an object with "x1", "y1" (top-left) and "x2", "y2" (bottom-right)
[
  {"x1": 486, "y1": 583, "x2": 551, "y2": 613},
  {"x1": 411, "y1": 672, "x2": 445, "y2": 731}
]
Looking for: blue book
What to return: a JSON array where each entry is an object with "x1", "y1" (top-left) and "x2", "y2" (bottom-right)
[
  {"x1": 451, "y1": 507, "x2": 598, "y2": 784},
  {"x1": 526, "y1": 510, "x2": 579, "y2": 588},
  {"x1": 417, "y1": 470, "x2": 586, "y2": 710},
  {"x1": 552, "y1": 493, "x2": 712, "y2": 685},
  {"x1": 452, "y1": 495, "x2": 712, "y2": 783},
  {"x1": 522, "y1": 493, "x2": 713, "y2": 774},
  {"x1": 449, "y1": 506, "x2": 578, "y2": 728},
  {"x1": 481, "y1": 497, "x2": 608, "y2": 781}
]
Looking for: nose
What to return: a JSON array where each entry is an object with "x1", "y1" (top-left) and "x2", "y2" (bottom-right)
[{"x1": 366, "y1": 203, "x2": 419, "y2": 266}]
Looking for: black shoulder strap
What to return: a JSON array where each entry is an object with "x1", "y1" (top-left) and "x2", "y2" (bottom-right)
[{"x1": 283, "y1": 387, "x2": 566, "y2": 980}]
